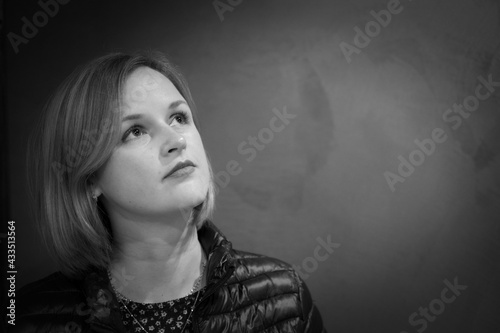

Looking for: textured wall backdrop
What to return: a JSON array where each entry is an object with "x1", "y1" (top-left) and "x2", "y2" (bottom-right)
[{"x1": 5, "y1": 0, "x2": 500, "y2": 332}]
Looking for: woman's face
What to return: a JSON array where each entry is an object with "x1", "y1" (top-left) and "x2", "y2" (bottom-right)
[{"x1": 94, "y1": 67, "x2": 210, "y2": 222}]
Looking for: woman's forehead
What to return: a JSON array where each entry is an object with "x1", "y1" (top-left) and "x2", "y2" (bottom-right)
[
  {"x1": 124, "y1": 67, "x2": 164, "y2": 95},
  {"x1": 123, "y1": 68, "x2": 178, "y2": 101},
  {"x1": 120, "y1": 67, "x2": 186, "y2": 115}
]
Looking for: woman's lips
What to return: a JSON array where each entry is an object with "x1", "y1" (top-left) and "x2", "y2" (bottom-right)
[
  {"x1": 167, "y1": 165, "x2": 195, "y2": 178},
  {"x1": 164, "y1": 160, "x2": 196, "y2": 179}
]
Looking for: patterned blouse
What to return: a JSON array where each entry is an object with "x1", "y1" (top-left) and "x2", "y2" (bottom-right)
[{"x1": 118, "y1": 287, "x2": 206, "y2": 333}]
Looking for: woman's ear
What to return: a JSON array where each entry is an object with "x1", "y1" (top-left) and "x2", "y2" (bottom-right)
[
  {"x1": 89, "y1": 174, "x2": 103, "y2": 199},
  {"x1": 93, "y1": 187, "x2": 103, "y2": 200}
]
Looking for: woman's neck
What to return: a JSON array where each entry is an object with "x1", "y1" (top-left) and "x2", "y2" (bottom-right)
[{"x1": 108, "y1": 215, "x2": 206, "y2": 303}]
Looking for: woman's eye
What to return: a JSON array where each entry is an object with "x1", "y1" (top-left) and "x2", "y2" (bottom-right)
[
  {"x1": 122, "y1": 126, "x2": 146, "y2": 142},
  {"x1": 171, "y1": 111, "x2": 190, "y2": 125}
]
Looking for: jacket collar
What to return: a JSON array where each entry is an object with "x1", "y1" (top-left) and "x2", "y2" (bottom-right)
[
  {"x1": 80, "y1": 220, "x2": 236, "y2": 332},
  {"x1": 198, "y1": 220, "x2": 236, "y2": 283}
]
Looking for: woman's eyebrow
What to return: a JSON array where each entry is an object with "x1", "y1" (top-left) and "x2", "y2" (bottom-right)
[
  {"x1": 122, "y1": 114, "x2": 143, "y2": 122},
  {"x1": 169, "y1": 100, "x2": 187, "y2": 109},
  {"x1": 121, "y1": 100, "x2": 188, "y2": 122}
]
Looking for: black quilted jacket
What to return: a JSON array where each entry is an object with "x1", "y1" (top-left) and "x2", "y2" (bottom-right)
[{"x1": 10, "y1": 221, "x2": 326, "y2": 333}]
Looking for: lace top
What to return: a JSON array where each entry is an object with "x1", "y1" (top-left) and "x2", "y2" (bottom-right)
[{"x1": 118, "y1": 288, "x2": 206, "y2": 333}]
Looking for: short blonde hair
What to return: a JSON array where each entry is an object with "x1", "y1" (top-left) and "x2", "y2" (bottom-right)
[{"x1": 27, "y1": 51, "x2": 216, "y2": 277}]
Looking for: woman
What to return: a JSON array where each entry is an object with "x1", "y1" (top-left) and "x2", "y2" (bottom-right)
[{"x1": 15, "y1": 52, "x2": 325, "y2": 332}]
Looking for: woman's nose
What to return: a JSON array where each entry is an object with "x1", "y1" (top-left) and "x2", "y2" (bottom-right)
[{"x1": 160, "y1": 129, "x2": 187, "y2": 156}]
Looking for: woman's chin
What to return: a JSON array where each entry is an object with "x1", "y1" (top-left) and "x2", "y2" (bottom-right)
[{"x1": 172, "y1": 191, "x2": 206, "y2": 211}]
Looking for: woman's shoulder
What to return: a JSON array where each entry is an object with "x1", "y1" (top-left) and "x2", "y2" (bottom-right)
[
  {"x1": 9, "y1": 271, "x2": 87, "y2": 333},
  {"x1": 17, "y1": 271, "x2": 85, "y2": 304},
  {"x1": 213, "y1": 249, "x2": 327, "y2": 332},
  {"x1": 19, "y1": 271, "x2": 80, "y2": 293},
  {"x1": 231, "y1": 249, "x2": 298, "y2": 275},
  {"x1": 229, "y1": 249, "x2": 309, "y2": 296},
  {"x1": 229, "y1": 249, "x2": 305, "y2": 297}
]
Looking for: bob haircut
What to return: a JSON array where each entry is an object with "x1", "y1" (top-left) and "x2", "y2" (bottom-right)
[{"x1": 27, "y1": 51, "x2": 216, "y2": 277}]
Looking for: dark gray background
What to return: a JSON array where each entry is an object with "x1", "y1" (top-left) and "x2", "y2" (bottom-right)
[{"x1": 3, "y1": 0, "x2": 500, "y2": 332}]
